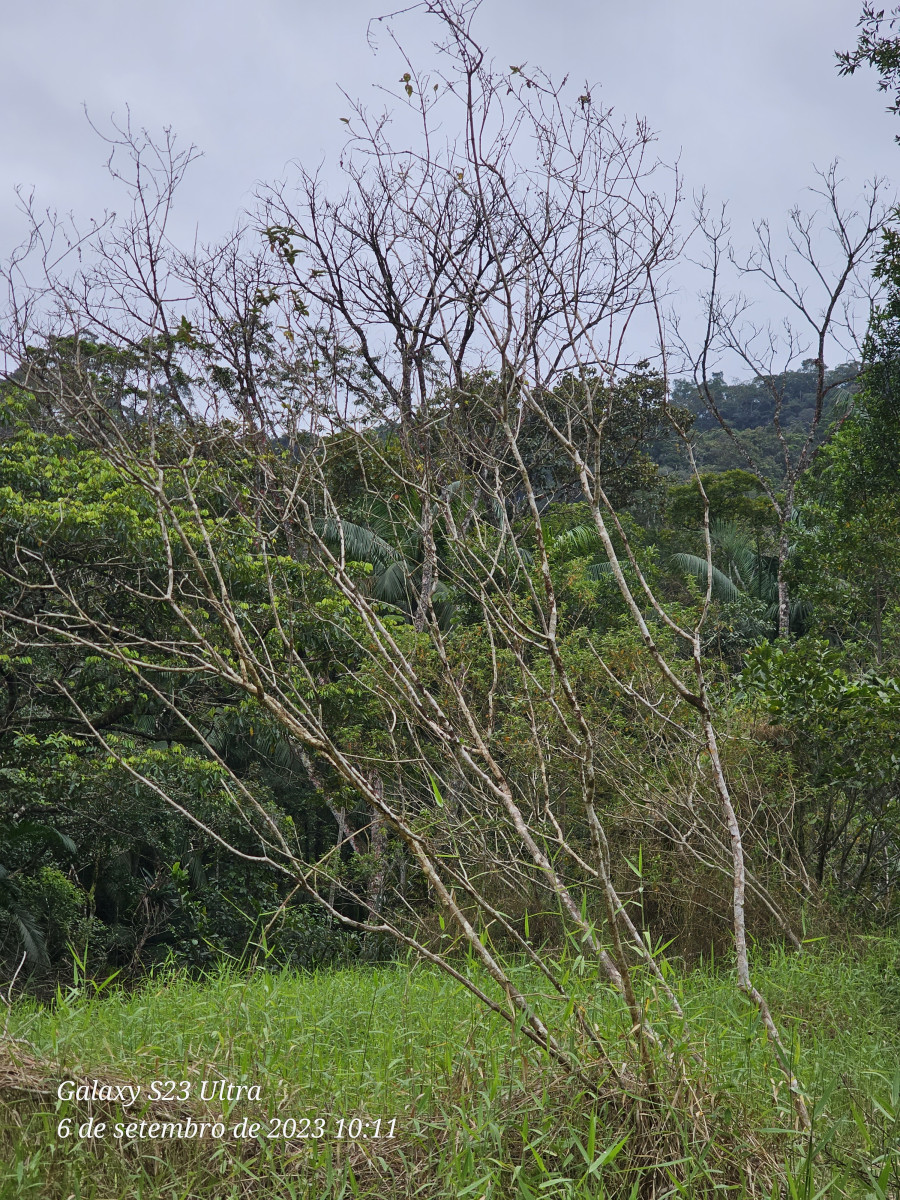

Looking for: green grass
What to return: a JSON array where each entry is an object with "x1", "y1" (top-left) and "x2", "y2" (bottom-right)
[{"x1": 1, "y1": 940, "x2": 898, "y2": 1198}]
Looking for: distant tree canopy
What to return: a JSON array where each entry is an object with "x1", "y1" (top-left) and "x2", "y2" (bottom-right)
[
  {"x1": 667, "y1": 469, "x2": 776, "y2": 533},
  {"x1": 666, "y1": 364, "x2": 858, "y2": 483}
]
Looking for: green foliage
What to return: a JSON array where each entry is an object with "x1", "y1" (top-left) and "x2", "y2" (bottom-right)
[
  {"x1": 792, "y1": 288, "x2": 900, "y2": 651},
  {"x1": 457, "y1": 365, "x2": 686, "y2": 515},
  {"x1": 838, "y1": 4, "x2": 900, "y2": 129},
  {"x1": 0, "y1": 412, "x2": 372, "y2": 977},
  {"x1": 667, "y1": 366, "x2": 857, "y2": 483},
  {"x1": 667, "y1": 469, "x2": 777, "y2": 532},
  {"x1": 14, "y1": 868, "x2": 84, "y2": 960},
  {"x1": 743, "y1": 638, "x2": 900, "y2": 905}
]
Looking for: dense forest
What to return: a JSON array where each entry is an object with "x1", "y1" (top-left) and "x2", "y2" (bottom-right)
[
  {"x1": 1, "y1": 4, "x2": 899, "y2": 1198},
  {"x1": 3, "y1": 356, "x2": 896, "y2": 978}
]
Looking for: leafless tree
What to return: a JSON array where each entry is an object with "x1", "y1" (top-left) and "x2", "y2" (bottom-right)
[
  {"x1": 679, "y1": 170, "x2": 889, "y2": 637},
  {"x1": 1, "y1": 0, "x2": 820, "y2": 1157}
]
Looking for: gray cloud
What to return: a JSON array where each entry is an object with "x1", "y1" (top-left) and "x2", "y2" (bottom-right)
[{"x1": 2, "y1": 0, "x2": 895, "y2": 354}]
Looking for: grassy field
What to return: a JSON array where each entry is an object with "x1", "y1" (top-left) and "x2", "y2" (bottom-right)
[{"x1": 0, "y1": 941, "x2": 898, "y2": 1198}]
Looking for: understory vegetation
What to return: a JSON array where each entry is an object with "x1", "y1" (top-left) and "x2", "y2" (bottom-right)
[{"x1": 2, "y1": 945, "x2": 899, "y2": 1199}]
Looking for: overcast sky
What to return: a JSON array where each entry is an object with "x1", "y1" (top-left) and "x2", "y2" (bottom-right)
[{"x1": 2, "y1": 0, "x2": 897, "y2": 357}]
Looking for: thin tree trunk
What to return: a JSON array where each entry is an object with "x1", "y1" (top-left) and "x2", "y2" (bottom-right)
[
  {"x1": 364, "y1": 775, "x2": 389, "y2": 929},
  {"x1": 414, "y1": 497, "x2": 437, "y2": 633},
  {"x1": 777, "y1": 523, "x2": 791, "y2": 639},
  {"x1": 703, "y1": 715, "x2": 810, "y2": 1129}
]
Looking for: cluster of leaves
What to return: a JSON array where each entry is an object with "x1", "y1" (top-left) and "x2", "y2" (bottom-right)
[
  {"x1": 743, "y1": 639, "x2": 900, "y2": 908},
  {"x1": 0, "y1": 413, "x2": 372, "y2": 978}
]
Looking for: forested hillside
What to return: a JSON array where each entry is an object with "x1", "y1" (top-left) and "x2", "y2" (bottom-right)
[
  {"x1": 2, "y1": 352, "x2": 897, "y2": 979},
  {"x1": 1, "y1": 3, "x2": 899, "y2": 1197}
]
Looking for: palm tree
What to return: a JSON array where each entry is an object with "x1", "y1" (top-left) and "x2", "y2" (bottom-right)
[
  {"x1": 672, "y1": 522, "x2": 774, "y2": 603},
  {"x1": 551, "y1": 519, "x2": 809, "y2": 634},
  {"x1": 671, "y1": 521, "x2": 810, "y2": 633},
  {"x1": 319, "y1": 502, "x2": 455, "y2": 627}
]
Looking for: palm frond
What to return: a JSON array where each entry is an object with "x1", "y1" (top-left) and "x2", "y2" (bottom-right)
[
  {"x1": 374, "y1": 560, "x2": 413, "y2": 605},
  {"x1": 316, "y1": 518, "x2": 400, "y2": 569},
  {"x1": 14, "y1": 912, "x2": 49, "y2": 967},
  {"x1": 585, "y1": 561, "x2": 616, "y2": 581},
  {"x1": 671, "y1": 553, "x2": 743, "y2": 602},
  {"x1": 2, "y1": 821, "x2": 77, "y2": 856},
  {"x1": 552, "y1": 524, "x2": 603, "y2": 558},
  {"x1": 764, "y1": 597, "x2": 813, "y2": 627},
  {"x1": 0, "y1": 869, "x2": 50, "y2": 967}
]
